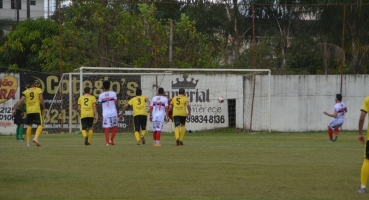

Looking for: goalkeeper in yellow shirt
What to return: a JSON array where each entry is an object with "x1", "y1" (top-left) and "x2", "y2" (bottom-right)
[{"x1": 78, "y1": 87, "x2": 98, "y2": 145}]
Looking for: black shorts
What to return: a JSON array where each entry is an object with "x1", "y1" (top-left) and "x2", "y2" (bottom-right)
[
  {"x1": 133, "y1": 115, "x2": 147, "y2": 132},
  {"x1": 26, "y1": 113, "x2": 43, "y2": 126},
  {"x1": 81, "y1": 117, "x2": 94, "y2": 130},
  {"x1": 14, "y1": 110, "x2": 25, "y2": 125},
  {"x1": 173, "y1": 116, "x2": 187, "y2": 127}
]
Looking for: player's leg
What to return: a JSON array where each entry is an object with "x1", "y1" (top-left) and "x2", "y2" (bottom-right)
[
  {"x1": 102, "y1": 117, "x2": 111, "y2": 145},
  {"x1": 179, "y1": 117, "x2": 186, "y2": 145},
  {"x1": 327, "y1": 121, "x2": 333, "y2": 141},
  {"x1": 173, "y1": 116, "x2": 181, "y2": 146},
  {"x1": 109, "y1": 116, "x2": 118, "y2": 145},
  {"x1": 81, "y1": 118, "x2": 88, "y2": 144},
  {"x1": 330, "y1": 119, "x2": 343, "y2": 142},
  {"x1": 18, "y1": 124, "x2": 24, "y2": 141},
  {"x1": 152, "y1": 121, "x2": 157, "y2": 146},
  {"x1": 14, "y1": 110, "x2": 22, "y2": 140},
  {"x1": 32, "y1": 112, "x2": 43, "y2": 146},
  {"x1": 155, "y1": 121, "x2": 164, "y2": 146},
  {"x1": 140, "y1": 115, "x2": 147, "y2": 145},
  {"x1": 357, "y1": 142, "x2": 369, "y2": 193},
  {"x1": 133, "y1": 116, "x2": 141, "y2": 145},
  {"x1": 25, "y1": 114, "x2": 34, "y2": 146},
  {"x1": 87, "y1": 118, "x2": 94, "y2": 145}
]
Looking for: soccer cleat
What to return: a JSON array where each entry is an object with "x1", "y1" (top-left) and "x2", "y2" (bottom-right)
[
  {"x1": 327, "y1": 140, "x2": 333, "y2": 142},
  {"x1": 106, "y1": 143, "x2": 110, "y2": 146},
  {"x1": 141, "y1": 136, "x2": 145, "y2": 145},
  {"x1": 27, "y1": 143, "x2": 30, "y2": 147},
  {"x1": 176, "y1": 139, "x2": 180, "y2": 146},
  {"x1": 84, "y1": 137, "x2": 89, "y2": 145},
  {"x1": 19, "y1": 138, "x2": 25, "y2": 141},
  {"x1": 356, "y1": 187, "x2": 366, "y2": 193},
  {"x1": 179, "y1": 141, "x2": 184, "y2": 145},
  {"x1": 155, "y1": 144, "x2": 162, "y2": 147},
  {"x1": 137, "y1": 142, "x2": 141, "y2": 145},
  {"x1": 332, "y1": 135, "x2": 338, "y2": 142},
  {"x1": 109, "y1": 140, "x2": 115, "y2": 145},
  {"x1": 32, "y1": 139, "x2": 41, "y2": 146}
]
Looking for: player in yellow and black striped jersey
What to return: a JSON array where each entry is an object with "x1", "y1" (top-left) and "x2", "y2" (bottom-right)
[
  {"x1": 357, "y1": 96, "x2": 369, "y2": 193},
  {"x1": 78, "y1": 87, "x2": 98, "y2": 145},
  {"x1": 12, "y1": 80, "x2": 47, "y2": 147},
  {"x1": 169, "y1": 88, "x2": 191, "y2": 146},
  {"x1": 121, "y1": 88, "x2": 150, "y2": 145}
]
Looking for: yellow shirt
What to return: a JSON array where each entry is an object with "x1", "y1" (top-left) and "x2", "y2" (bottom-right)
[
  {"x1": 361, "y1": 96, "x2": 369, "y2": 138},
  {"x1": 128, "y1": 96, "x2": 148, "y2": 116},
  {"x1": 171, "y1": 95, "x2": 188, "y2": 117},
  {"x1": 23, "y1": 87, "x2": 43, "y2": 114},
  {"x1": 78, "y1": 94, "x2": 97, "y2": 118}
]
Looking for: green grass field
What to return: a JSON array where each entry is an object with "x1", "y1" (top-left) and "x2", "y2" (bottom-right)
[{"x1": 0, "y1": 130, "x2": 367, "y2": 200}]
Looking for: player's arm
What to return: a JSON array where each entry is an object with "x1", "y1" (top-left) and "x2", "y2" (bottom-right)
[
  {"x1": 12, "y1": 96, "x2": 26, "y2": 116},
  {"x1": 93, "y1": 102, "x2": 98, "y2": 123},
  {"x1": 323, "y1": 110, "x2": 338, "y2": 117},
  {"x1": 39, "y1": 93, "x2": 47, "y2": 115},
  {"x1": 358, "y1": 110, "x2": 367, "y2": 144},
  {"x1": 186, "y1": 101, "x2": 191, "y2": 117},
  {"x1": 120, "y1": 104, "x2": 129, "y2": 121}
]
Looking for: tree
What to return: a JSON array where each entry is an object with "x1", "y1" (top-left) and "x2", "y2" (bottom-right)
[{"x1": 0, "y1": 18, "x2": 59, "y2": 72}]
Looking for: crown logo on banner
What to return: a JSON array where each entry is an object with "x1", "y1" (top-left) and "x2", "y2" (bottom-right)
[{"x1": 172, "y1": 75, "x2": 199, "y2": 89}]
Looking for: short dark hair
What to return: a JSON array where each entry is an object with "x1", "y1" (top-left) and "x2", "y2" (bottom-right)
[
  {"x1": 28, "y1": 79, "x2": 36, "y2": 86},
  {"x1": 158, "y1": 87, "x2": 164, "y2": 94},
  {"x1": 336, "y1": 94, "x2": 342, "y2": 101},
  {"x1": 136, "y1": 88, "x2": 142, "y2": 95},
  {"x1": 179, "y1": 88, "x2": 185, "y2": 94},
  {"x1": 103, "y1": 81, "x2": 110, "y2": 90},
  {"x1": 84, "y1": 87, "x2": 91, "y2": 94}
]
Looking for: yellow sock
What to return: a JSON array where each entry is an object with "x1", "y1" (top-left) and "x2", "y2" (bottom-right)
[
  {"x1": 134, "y1": 131, "x2": 140, "y2": 142},
  {"x1": 88, "y1": 129, "x2": 93, "y2": 143},
  {"x1": 35, "y1": 125, "x2": 43, "y2": 137},
  {"x1": 26, "y1": 126, "x2": 32, "y2": 141},
  {"x1": 142, "y1": 130, "x2": 147, "y2": 137},
  {"x1": 361, "y1": 159, "x2": 369, "y2": 186},
  {"x1": 81, "y1": 130, "x2": 87, "y2": 137},
  {"x1": 179, "y1": 125, "x2": 186, "y2": 141},
  {"x1": 174, "y1": 127, "x2": 180, "y2": 140}
]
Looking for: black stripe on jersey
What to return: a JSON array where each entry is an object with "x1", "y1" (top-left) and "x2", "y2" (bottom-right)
[
  {"x1": 99, "y1": 98, "x2": 116, "y2": 104},
  {"x1": 153, "y1": 102, "x2": 166, "y2": 106},
  {"x1": 361, "y1": 109, "x2": 368, "y2": 113}
]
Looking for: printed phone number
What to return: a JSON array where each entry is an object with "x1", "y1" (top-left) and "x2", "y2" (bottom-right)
[
  {"x1": 0, "y1": 107, "x2": 14, "y2": 120},
  {"x1": 186, "y1": 115, "x2": 225, "y2": 123}
]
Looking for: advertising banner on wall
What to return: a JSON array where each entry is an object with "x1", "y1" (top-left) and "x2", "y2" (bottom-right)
[{"x1": 0, "y1": 74, "x2": 20, "y2": 135}]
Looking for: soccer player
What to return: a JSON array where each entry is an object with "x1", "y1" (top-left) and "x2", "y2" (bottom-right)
[
  {"x1": 12, "y1": 80, "x2": 47, "y2": 147},
  {"x1": 98, "y1": 81, "x2": 119, "y2": 146},
  {"x1": 13, "y1": 100, "x2": 26, "y2": 141},
  {"x1": 169, "y1": 88, "x2": 191, "y2": 146},
  {"x1": 78, "y1": 87, "x2": 98, "y2": 145},
  {"x1": 357, "y1": 96, "x2": 369, "y2": 193},
  {"x1": 148, "y1": 87, "x2": 169, "y2": 146},
  {"x1": 323, "y1": 94, "x2": 347, "y2": 142},
  {"x1": 121, "y1": 88, "x2": 150, "y2": 145}
]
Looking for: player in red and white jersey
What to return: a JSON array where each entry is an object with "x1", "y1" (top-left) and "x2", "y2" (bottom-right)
[
  {"x1": 98, "y1": 81, "x2": 119, "y2": 146},
  {"x1": 149, "y1": 87, "x2": 169, "y2": 146},
  {"x1": 323, "y1": 94, "x2": 347, "y2": 142}
]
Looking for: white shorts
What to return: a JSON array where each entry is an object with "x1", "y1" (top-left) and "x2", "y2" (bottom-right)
[
  {"x1": 102, "y1": 116, "x2": 118, "y2": 128},
  {"x1": 328, "y1": 119, "x2": 344, "y2": 130},
  {"x1": 152, "y1": 121, "x2": 164, "y2": 131}
]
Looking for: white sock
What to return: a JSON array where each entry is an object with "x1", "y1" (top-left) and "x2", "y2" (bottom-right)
[{"x1": 361, "y1": 185, "x2": 366, "y2": 189}]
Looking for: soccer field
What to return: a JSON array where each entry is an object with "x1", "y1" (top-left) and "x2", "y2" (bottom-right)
[{"x1": 0, "y1": 130, "x2": 367, "y2": 200}]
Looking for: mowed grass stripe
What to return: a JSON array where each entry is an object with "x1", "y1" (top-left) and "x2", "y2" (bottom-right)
[{"x1": 0, "y1": 131, "x2": 367, "y2": 200}]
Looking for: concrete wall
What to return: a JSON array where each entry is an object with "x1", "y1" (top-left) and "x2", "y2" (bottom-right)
[{"x1": 250, "y1": 75, "x2": 369, "y2": 132}]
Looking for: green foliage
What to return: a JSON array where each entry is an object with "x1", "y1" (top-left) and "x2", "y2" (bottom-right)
[{"x1": 0, "y1": 18, "x2": 59, "y2": 72}]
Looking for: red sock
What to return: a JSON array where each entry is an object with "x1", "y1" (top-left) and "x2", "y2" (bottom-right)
[
  {"x1": 111, "y1": 126, "x2": 118, "y2": 141},
  {"x1": 104, "y1": 128, "x2": 110, "y2": 143},
  {"x1": 328, "y1": 128, "x2": 333, "y2": 140},
  {"x1": 334, "y1": 128, "x2": 339, "y2": 136},
  {"x1": 153, "y1": 131, "x2": 157, "y2": 140},
  {"x1": 156, "y1": 131, "x2": 161, "y2": 141}
]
